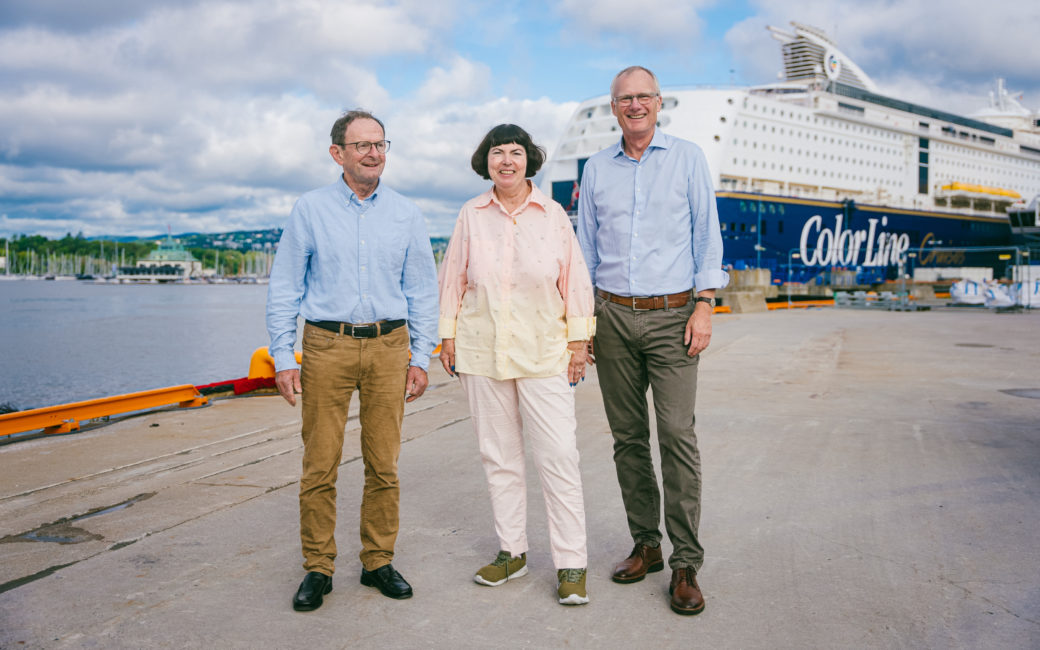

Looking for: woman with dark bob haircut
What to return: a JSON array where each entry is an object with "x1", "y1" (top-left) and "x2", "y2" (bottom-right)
[
  {"x1": 438, "y1": 124, "x2": 595, "y2": 606},
  {"x1": 470, "y1": 123, "x2": 546, "y2": 179}
]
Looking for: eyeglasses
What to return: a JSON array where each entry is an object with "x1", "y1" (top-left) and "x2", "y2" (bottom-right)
[
  {"x1": 339, "y1": 140, "x2": 390, "y2": 155},
  {"x1": 613, "y1": 93, "x2": 659, "y2": 107}
]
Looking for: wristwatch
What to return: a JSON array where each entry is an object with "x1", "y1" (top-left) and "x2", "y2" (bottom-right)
[{"x1": 694, "y1": 296, "x2": 716, "y2": 308}]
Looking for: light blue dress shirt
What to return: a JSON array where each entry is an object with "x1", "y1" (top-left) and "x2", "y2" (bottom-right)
[
  {"x1": 266, "y1": 176, "x2": 439, "y2": 372},
  {"x1": 577, "y1": 129, "x2": 729, "y2": 296}
]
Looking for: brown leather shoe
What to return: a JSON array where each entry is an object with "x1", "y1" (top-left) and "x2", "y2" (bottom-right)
[
  {"x1": 611, "y1": 543, "x2": 664, "y2": 584},
  {"x1": 669, "y1": 567, "x2": 705, "y2": 615}
]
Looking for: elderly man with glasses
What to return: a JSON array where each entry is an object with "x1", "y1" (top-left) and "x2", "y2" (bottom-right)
[
  {"x1": 577, "y1": 66, "x2": 729, "y2": 616},
  {"x1": 267, "y1": 109, "x2": 438, "y2": 611}
]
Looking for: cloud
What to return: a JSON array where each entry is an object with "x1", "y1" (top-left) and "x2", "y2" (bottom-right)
[
  {"x1": 555, "y1": 0, "x2": 713, "y2": 42},
  {"x1": 387, "y1": 65, "x2": 578, "y2": 235},
  {"x1": 0, "y1": 1, "x2": 492, "y2": 238}
]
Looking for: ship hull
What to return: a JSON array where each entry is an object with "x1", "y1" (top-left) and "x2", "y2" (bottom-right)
[{"x1": 715, "y1": 192, "x2": 1011, "y2": 283}]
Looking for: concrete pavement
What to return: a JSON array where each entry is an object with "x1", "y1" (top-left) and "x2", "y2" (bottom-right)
[{"x1": 1, "y1": 307, "x2": 1039, "y2": 648}]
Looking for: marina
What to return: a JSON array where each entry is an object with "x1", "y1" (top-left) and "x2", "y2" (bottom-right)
[{"x1": 1, "y1": 307, "x2": 1038, "y2": 648}]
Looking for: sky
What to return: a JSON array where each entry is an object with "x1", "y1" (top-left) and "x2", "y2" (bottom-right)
[{"x1": 1, "y1": 0, "x2": 1037, "y2": 239}]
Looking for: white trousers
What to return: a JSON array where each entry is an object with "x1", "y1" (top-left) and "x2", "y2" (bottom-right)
[{"x1": 459, "y1": 372, "x2": 588, "y2": 569}]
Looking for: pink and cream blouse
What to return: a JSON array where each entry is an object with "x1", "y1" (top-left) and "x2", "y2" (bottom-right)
[{"x1": 438, "y1": 183, "x2": 596, "y2": 380}]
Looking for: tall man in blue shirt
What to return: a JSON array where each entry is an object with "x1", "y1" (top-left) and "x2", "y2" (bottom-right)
[
  {"x1": 577, "y1": 67, "x2": 729, "y2": 616},
  {"x1": 267, "y1": 110, "x2": 438, "y2": 611}
]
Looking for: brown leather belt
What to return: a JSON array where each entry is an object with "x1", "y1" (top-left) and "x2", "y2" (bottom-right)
[
  {"x1": 596, "y1": 289, "x2": 692, "y2": 310},
  {"x1": 306, "y1": 319, "x2": 405, "y2": 338}
]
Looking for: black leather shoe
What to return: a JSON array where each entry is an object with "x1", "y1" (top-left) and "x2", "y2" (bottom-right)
[
  {"x1": 360, "y1": 563, "x2": 413, "y2": 599},
  {"x1": 292, "y1": 571, "x2": 333, "y2": 611}
]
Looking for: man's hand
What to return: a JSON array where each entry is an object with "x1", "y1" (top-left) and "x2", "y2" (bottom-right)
[
  {"x1": 439, "y1": 338, "x2": 456, "y2": 377},
  {"x1": 684, "y1": 302, "x2": 713, "y2": 357},
  {"x1": 275, "y1": 368, "x2": 302, "y2": 406},
  {"x1": 405, "y1": 365, "x2": 429, "y2": 402}
]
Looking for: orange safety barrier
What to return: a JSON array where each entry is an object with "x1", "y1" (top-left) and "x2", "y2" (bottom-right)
[
  {"x1": 247, "y1": 347, "x2": 302, "y2": 378},
  {"x1": 767, "y1": 299, "x2": 836, "y2": 310},
  {"x1": 0, "y1": 385, "x2": 209, "y2": 437}
]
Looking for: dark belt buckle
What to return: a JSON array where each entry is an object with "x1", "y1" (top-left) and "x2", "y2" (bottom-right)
[{"x1": 351, "y1": 324, "x2": 377, "y2": 339}]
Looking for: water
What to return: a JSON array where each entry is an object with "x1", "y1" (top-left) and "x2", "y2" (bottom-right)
[{"x1": 0, "y1": 279, "x2": 273, "y2": 411}]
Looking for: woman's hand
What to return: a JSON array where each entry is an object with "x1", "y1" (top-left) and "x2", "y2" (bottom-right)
[
  {"x1": 567, "y1": 340, "x2": 588, "y2": 386},
  {"x1": 439, "y1": 338, "x2": 457, "y2": 377}
]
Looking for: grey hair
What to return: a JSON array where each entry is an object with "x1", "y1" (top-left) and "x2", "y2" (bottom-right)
[{"x1": 610, "y1": 66, "x2": 661, "y2": 99}]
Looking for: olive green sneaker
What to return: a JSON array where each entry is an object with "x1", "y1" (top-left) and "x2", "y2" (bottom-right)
[
  {"x1": 557, "y1": 568, "x2": 589, "y2": 605},
  {"x1": 474, "y1": 551, "x2": 528, "y2": 586}
]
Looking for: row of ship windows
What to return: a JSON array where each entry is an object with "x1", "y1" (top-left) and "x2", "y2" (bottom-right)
[
  {"x1": 730, "y1": 119, "x2": 901, "y2": 143},
  {"x1": 932, "y1": 142, "x2": 1040, "y2": 170},
  {"x1": 731, "y1": 158, "x2": 901, "y2": 186},
  {"x1": 733, "y1": 139, "x2": 900, "y2": 163},
  {"x1": 738, "y1": 110, "x2": 902, "y2": 140}
]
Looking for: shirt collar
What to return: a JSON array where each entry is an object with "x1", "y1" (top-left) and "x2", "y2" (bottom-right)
[
  {"x1": 476, "y1": 180, "x2": 548, "y2": 214},
  {"x1": 612, "y1": 128, "x2": 669, "y2": 160},
  {"x1": 338, "y1": 175, "x2": 379, "y2": 204}
]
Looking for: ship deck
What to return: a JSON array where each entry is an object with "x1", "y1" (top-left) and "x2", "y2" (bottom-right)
[{"x1": 2, "y1": 307, "x2": 1039, "y2": 648}]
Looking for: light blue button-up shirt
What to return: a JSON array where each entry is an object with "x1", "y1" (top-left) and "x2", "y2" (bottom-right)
[
  {"x1": 266, "y1": 176, "x2": 439, "y2": 372},
  {"x1": 577, "y1": 129, "x2": 729, "y2": 296}
]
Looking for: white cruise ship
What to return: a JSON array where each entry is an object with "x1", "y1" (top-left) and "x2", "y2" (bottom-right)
[{"x1": 542, "y1": 22, "x2": 1040, "y2": 282}]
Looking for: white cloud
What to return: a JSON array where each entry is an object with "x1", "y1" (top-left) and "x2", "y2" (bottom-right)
[
  {"x1": 415, "y1": 56, "x2": 492, "y2": 105},
  {"x1": 386, "y1": 62, "x2": 578, "y2": 235},
  {"x1": 556, "y1": 0, "x2": 713, "y2": 41}
]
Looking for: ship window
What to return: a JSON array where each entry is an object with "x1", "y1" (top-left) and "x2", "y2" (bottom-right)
[
  {"x1": 740, "y1": 223, "x2": 746, "y2": 232},
  {"x1": 778, "y1": 220, "x2": 784, "y2": 233},
  {"x1": 720, "y1": 116, "x2": 726, "y2": 123}
]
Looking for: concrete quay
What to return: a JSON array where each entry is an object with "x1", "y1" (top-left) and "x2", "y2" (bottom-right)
[{"x1": 1, "y1": 307, "x2": 1038, "y2": 649}]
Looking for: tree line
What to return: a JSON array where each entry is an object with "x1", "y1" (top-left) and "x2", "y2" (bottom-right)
[{"x1": 1, "y1": 232, "x2": 262, "y2": 276}]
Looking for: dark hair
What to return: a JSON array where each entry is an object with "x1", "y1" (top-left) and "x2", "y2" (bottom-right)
[
  {"x1": 470, "y1": 124, "x2": 545, "y2": 180},
  {"x1": 330, "y1": 110, "x2": 385, "y2": 144}
]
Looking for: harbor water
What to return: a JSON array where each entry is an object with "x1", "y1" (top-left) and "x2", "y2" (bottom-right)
[{"x1": 0, "y1": 280, "x2": 271, "y2": 411}]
